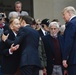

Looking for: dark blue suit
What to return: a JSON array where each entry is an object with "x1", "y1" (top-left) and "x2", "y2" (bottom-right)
[
  {"x1": 63, "y1": 16, "x2": 76, "y2": 75},
  {"x1": 16, "y1": 25, "x2": 41, "y2": 67},
  {"x1": 17, "y1": 25, "x2": 41, "y2": 75},
  {"x1": 42, "y1": 34, "x2": 63, "y2": 75}
]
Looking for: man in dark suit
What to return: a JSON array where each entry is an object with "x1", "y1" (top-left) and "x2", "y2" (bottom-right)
[
  {"x1": 19, "y1": 16, "x2": 41, "y2": 75},
  {"x1": 1, "y1": 18, "x2": 21, "y2": 75},
  {"x1": 2, "y1": 16, "x2": 41, "y2": 75},
  {"x1": 42, "y1": 22, "x2": 63, "y2": 75},
  {"x1": 62, "y1": 6, "x2": 76, "y2": 75},
  {"x1": 38, "y1": 18, "x2": 50, "y2": 37}
]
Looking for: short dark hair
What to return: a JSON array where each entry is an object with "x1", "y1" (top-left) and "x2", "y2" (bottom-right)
[
  {"x1": 32, "y1": 18, "x2": 36, "y2": 25},
  {"x1": 41, "y1": 18, "x2": 50, "y2": 27},
  {"x1": 21, "y1": 16, "x2": 33, "y2": 25}
]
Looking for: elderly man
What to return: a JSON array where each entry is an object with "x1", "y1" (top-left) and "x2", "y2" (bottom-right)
[
  {"x1": 42, "y1": 22, "x2": 63, "y2": 75},
  {"x1": 62, "y1": 6, "x2": 76, "y2": 75}
]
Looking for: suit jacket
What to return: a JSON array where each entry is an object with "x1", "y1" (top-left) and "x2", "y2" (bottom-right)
[
  {"x1": 6, "y1": 25, "x2": 41, "y2": 68},
  {"x1": 63, "y1": 16, "x2": 76, "y2": 65},
  {"x1": 42, "y1": 34, "x2": 63, "y2": 74},
  {"x1": 17, "y1": 25, "x2": 41, "y2": 67},
  {"x1": 1, "y1": 29, "x2": 21, "y2": 74}
]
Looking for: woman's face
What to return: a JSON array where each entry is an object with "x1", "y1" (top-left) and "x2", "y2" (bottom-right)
[{"x1": 11, "y1": 19, "x2": 21, "y2": 33}]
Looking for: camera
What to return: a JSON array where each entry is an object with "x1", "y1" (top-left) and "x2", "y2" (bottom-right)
[{"x1": 0, "y1": 13, "x2": 4, "y2": 20}]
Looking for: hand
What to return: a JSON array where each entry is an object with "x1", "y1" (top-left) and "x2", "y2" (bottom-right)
[
  {"x1": 10, "y1": 44, "x2": 19, "y2": 53},
  {"x1": 63, "y1": 60, "x2": 68, "y2": 68},
  {"x1": 2, "y1": 34, "x2": 9, "y2": 42}
]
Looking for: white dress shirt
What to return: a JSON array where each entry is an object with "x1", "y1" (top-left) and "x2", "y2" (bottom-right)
[{"x1": 41, "y1": 28, "x2": 47, "y2": 36}]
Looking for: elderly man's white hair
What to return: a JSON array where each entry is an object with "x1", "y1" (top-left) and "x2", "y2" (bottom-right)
[
  {"x1": 8, "y1": 11, "x2": 19, "y2": 19},
  {"x1": 62, "y1": 6, "x2": 76, "y2": 15},
  {"x1": 49, "y1": 22, "x2": 59, "y2": 28}
]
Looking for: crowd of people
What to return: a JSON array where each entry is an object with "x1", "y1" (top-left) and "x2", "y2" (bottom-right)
[{"x1": 0, "y1": 1, "x2": 76, "y2": 75}]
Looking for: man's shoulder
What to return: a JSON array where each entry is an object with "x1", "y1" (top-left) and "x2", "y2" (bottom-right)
[{"x1": 70, "y1": 16, "x2": 76, "y2": 23}]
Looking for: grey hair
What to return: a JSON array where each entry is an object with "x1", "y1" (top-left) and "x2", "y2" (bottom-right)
[
  {"x1": 59, "y1": 24, "x2": 65, "y2": 32},
  {"x1": 62, "y1": 6, "x2": 76, "y2": 15},
  {"x1": 49, "y1": 22, "x2": 59, "y2": 29},
  {"x1": 8, "y1": 11, "x2": 19, "y2": 19}
]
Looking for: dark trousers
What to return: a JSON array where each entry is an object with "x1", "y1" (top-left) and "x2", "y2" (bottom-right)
[
  {"x1": 47, "y1": 65, "x2": 53, "y2": 75},
  {"x1": 68, "y1": 65, "x2": 76, "y2": 75},
  {"x1": 20, "y1": 65, "x2": 39, "y2": 75},
  {"x1": 0, "y1": 65, "x2": 4, "y2": 75}
]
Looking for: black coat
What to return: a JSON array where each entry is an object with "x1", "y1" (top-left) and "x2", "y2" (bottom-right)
[{"x1": 1, "y1": 29, "x2": 21, "y2": 74}]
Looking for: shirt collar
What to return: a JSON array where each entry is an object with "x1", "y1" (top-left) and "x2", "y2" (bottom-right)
[
  {"x1": 41, "y1": 28, "x2": 46, "y2": 35},
  {"x1": 13, "y1": 31, "x2": 17, "y2": 36},
  {"x1": 69, "y1": 15, "x2": 76, "y2": 21}
]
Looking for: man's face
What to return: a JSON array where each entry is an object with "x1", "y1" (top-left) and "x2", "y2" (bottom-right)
[
  {"x1": 63, "y1": 11, "x2": 70, "y2": 22},
  {"x1": 49, "y1": 25, "x2": 59, "y2": 37},
  {"x1": 12, "y1": 19, "x2": 21, "y2": 33},
  {"x1": 15, "y1": 3, "x2": 22, "y2": 12}
]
